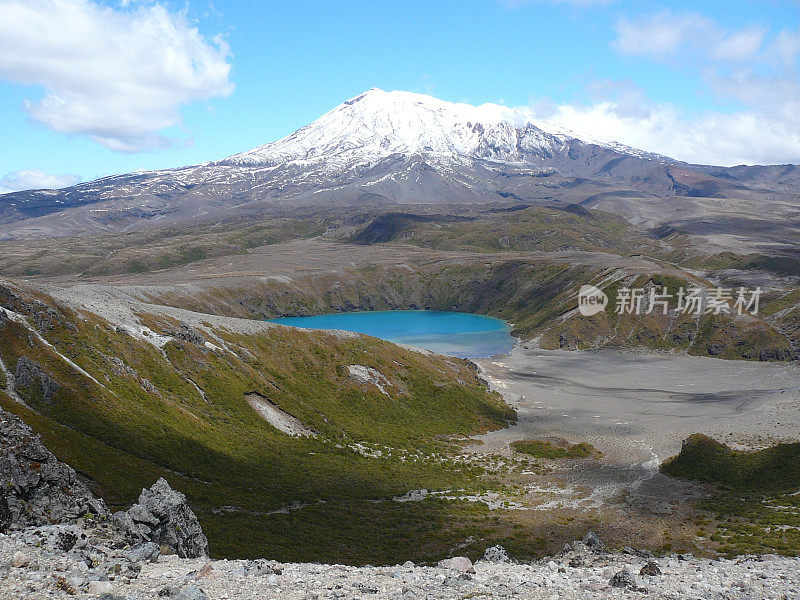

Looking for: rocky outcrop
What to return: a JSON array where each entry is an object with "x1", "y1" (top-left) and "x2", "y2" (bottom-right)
[
  {"x1": 0, "y1": 407, "x2": 108, "y2": 530},
  {"x1": 13, "y1": 357, "x2": 60, "y2": 404},
  {"x1": 0, "y1": 491, "x2": 12, "y2": 531},
  {"x1": 113, "y1": 478, "x2": 209, "y2": 558}
]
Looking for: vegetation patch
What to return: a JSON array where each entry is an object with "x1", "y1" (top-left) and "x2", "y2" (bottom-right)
[
  {"x1": 661, "y1": 434, "x2": 800, "y2": 493},
  {"x1": 662, "y1": 434, "x2": 800, "y2": 557},
  {"x1": 511, "y1": 438, "x2": 602, "y2": 460}
]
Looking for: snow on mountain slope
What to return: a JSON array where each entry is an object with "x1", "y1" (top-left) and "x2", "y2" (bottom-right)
[
  {"x1": 5, "y1": 88, "x2": 794, "y2": 240},
  {"x1": 221, "y1": 88, "x2": 660, "y2": 170}
]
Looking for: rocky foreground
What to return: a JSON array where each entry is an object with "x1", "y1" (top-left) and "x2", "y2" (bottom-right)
[
  {"x1": 2, "y1": 529, "x2": 800, "y2": 600},
  {"x1": 2, "y1": 405, "x2": 800, "y2": 599}
]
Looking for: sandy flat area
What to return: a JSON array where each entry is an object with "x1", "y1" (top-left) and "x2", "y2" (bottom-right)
[{"x1": 472, "y1": 346, "x2": 800, "y2": 512}]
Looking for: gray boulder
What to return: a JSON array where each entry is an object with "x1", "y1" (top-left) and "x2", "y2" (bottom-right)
[
  {"x1": 640, "y1": 560, "x2": 662, "y2": 576},
  {"x1": 437, "y1": 556, "x2": 475, "y2": 573},
  {"x1": 113, "y1": 478, "x2": 208, "y2": 558},
  {"x1": 125, "y1": 541, "x2": 161, "y2": 563},
  {"x1": 176, "y1": 587, "x2": 209, "y2": 600},
  {"x1": 610, "y1": 568, "x2": 635, "y2": 588},
  {"x1": 0, "y1": 407, "x2": 108, "y2": 529},
  {"x1": 482, "y1": 545, "x2": 511, "y2": 563},
  {"x1": 582, "y1": 531, "x2": 607, "y2": 553}
]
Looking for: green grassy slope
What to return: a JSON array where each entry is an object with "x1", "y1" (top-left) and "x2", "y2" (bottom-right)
[
  {"x1": 661, "y1": 434, "x2": 800, "y2": 556},
  {"x1": 0, "y1": 283, "x2": 517, "y2": 563},
  {"x1": 661, "y1": 434, "x2": 800, "y2": 492},
  {"x1": 384, "y1": 206, "x2": 660, "y2": 255}
]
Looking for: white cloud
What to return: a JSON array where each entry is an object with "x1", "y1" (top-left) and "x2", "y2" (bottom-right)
[
  {"x1": 0, "y1": 169, "x2": 81, "y2": 194},
  {"x1": 614, "y1": 12, "x2": 713, "y2": 58},
  {"x1": 593, "y1": 12, "x2": 800, "y2": 165},
  {"x1": 614, "y1": 11, "x2": 763, "y2": 62},
  {"x1": 712, "y1": 27, "x2": 766, "y2": 61},
  {"x1": 537, "y1": 97, "x2": 800, "y2": 166},
  {"x1": 0, "y1": 0, "x2": 234, "y2": 152}
]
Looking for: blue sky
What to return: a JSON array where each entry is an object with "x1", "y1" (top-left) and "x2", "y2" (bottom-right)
[{"x1": 1, "y1": 0, "x2": 799, "y2": 191}]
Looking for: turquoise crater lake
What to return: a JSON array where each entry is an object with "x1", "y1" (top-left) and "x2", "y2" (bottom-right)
[{"x1": 268, "y1": 310, "x2": 515, "y2": 358}]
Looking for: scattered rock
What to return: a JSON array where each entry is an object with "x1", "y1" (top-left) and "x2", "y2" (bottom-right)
[
  {"x1": 246, "y1": 559, "x2": 283, "y2": 576},
  {"x1": 610, "y1": 568, "x2": 635, "y2": 588},
  {"x1": 641, "y1": 561, "x2": 662, "y2": 576},
  {"x1": 88, "y1": 580, "x2": 113, "y2": 595},
  {"x1": 169, "y1": 324, "x2": 207, "y2": 347},
  {"x1": 437, "y1": 556, "x2": 475, "y2": 573},
  {"x1": 158, "y1": 586, "x2": 179, "y2": 597},
  {"x1": 176, "y1": 586, "x2": 209, "y2": 600},
  {"x1": 583, "y1": 531, "x2": 606, "y2": 553},
  {"x1": 569, "y1": 555, "x2": 585, "y2": 568},
  {"x1": 194, "y1": 562, "x2": 214, "y2": 579},
  {"x1": 0, "y1": 527, "x2": 799, "y2": 599},
  {"x1": 113, "y1": 478, "x2": 208, "y2": 558},
  {"x1": 482, "y1": 545, "x2": 511, "y2": 563},
  {"x1": 11, "y1": 550, "x2": 29, "y2": 567}
]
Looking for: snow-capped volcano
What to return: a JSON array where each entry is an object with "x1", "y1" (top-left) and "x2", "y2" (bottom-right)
[
  {"x1": 221, "y1": 88, "x2": 650, "y2": 169},
  {"x1": 4, "y1": 87, "x2": 796, "y2": 239}
]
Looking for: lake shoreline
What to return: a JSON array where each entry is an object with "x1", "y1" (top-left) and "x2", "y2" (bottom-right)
[{"x1": 268, "y1": 309, "x2": 516, "y2": 359}]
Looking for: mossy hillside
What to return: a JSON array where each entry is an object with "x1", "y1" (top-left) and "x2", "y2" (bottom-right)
[
  {"x1": 353, "y1": 206, "x2": 663, "y2": 256},
  {"x1": 760, "y1": 290, "x2": 800, "y2": 350},
  {"x1": 661, "y1": 434, "x2": 800, "y2": 492},
  {"x1": 760, "y1": 289, "x2": 800, "y2": 318},
  {"x1": 511, "y1": 439, "x2": 602, "y2": 460},
  {"x1": 140, "y1": 313, "x2": 514, "y2": 448},
  {"x1": 533, "y1": 273, "x2": 794, "y2": 360},
  {"x1": 0, "y1": 289, "x2": 519, "y2": 562},
  {"x1": 691, "y1": 251, "x2": 800, "y2": 279},
  {"x1": 0, "y1": 216, "x2": 326, "y2": 277},
  {"x1": 661, "y1": 434, "x2": 800, "y2": 556},
  {"x1": 773, "y1": 306, "x2": 800, "y2": 350}
]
